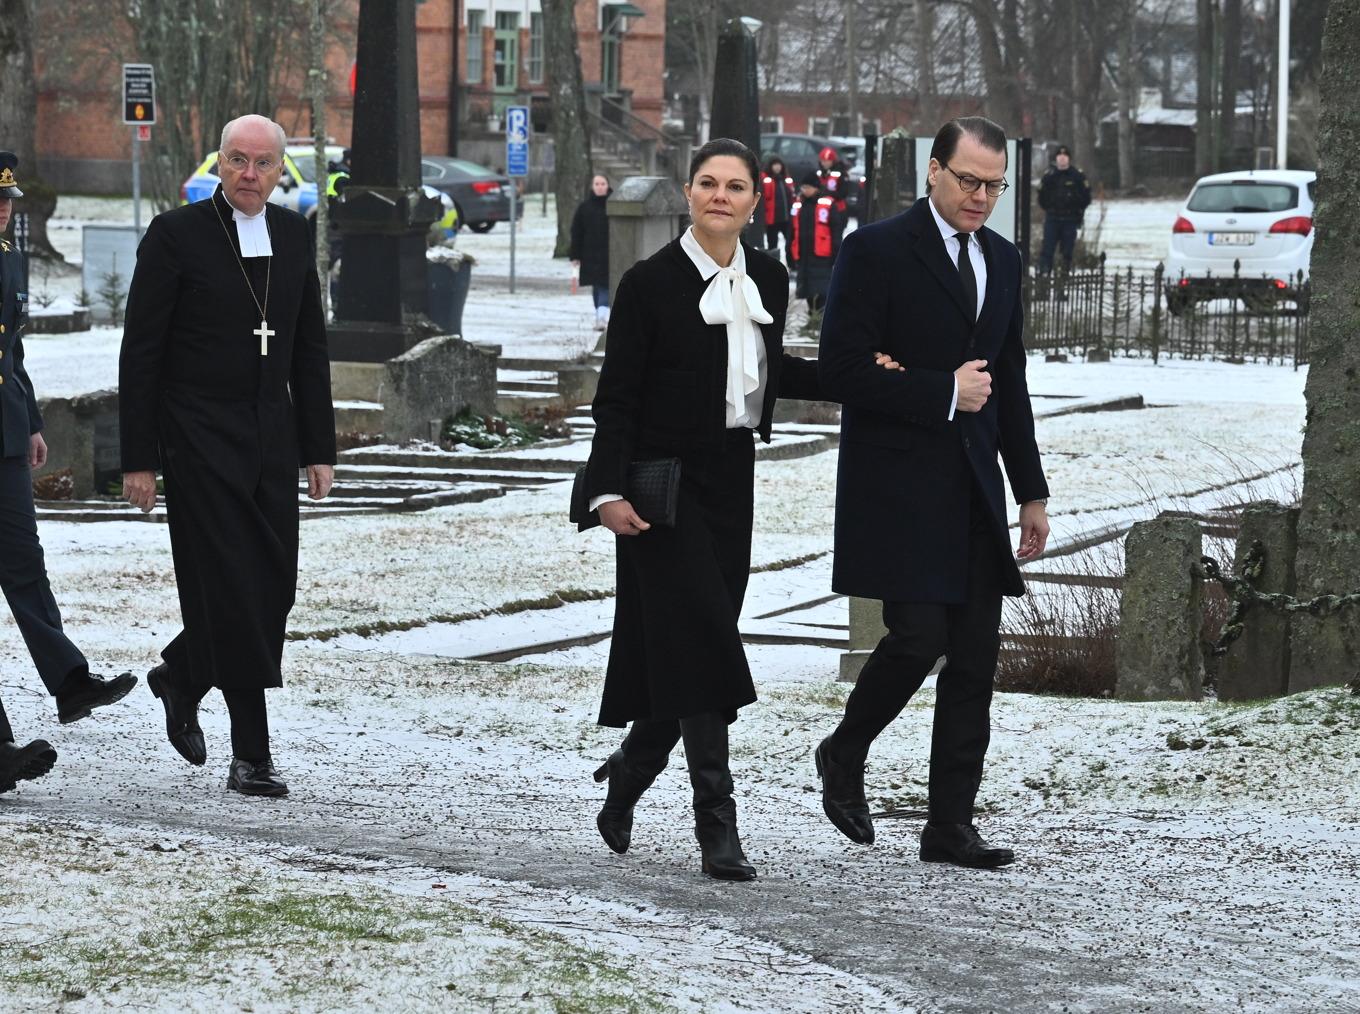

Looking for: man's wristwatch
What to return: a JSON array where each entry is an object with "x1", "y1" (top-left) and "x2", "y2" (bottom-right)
[{"x1": 1027, "y1": 498, "x2": 1048, "y2": 508}]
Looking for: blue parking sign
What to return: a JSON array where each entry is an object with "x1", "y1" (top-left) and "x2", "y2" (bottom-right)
[{"x1": 506, "y1": 105, "x2": 529, "y2": 178}]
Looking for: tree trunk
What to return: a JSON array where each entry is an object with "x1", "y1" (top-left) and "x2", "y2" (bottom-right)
[
  {"x1": 1116, "y1": 0, "x2": 1138, "y2": 190},
  {"x1": 1218, "y1": 0, "x2": 1242, "y2": 169},
  {"x1": 913, "y1": 0, "x2": 937, "y2": 133},
  {"x1": 0, "y1": 0, "x2": 61, "y2": 260},
  {"x1": 1196, "y1": 0, "x2": 1216, "y2": 175},
  {"x1": 310, "y1": 0, "x2": 330, "y2": 319},
  {"x1": 1292, "y1": 0, "x2": 1360, "y2": 689},
  {"x1": 969, "y1": 2, "x2": 1023, "y2": 130},
  {"x1": 1070, "y1": 1, "x2": 1101, "y2": 181},
  {"x1": 543, "y1": 0, "x2": 592, "y2": 258}
]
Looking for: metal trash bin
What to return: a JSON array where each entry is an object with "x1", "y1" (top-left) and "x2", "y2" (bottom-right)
[{"x1": 426, "y1": 258, "x2": 472, "y2": 335}]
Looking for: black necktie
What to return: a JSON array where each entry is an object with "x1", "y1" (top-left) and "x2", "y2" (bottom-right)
[{"x1": 955, "y1": 232, "x2": 977, "y2": 323}]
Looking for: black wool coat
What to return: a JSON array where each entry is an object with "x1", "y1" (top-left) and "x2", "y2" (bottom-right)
[
  {"x1": 0, "y1": 240, "x2": 42, "y2": 458},
  {"x1": 119, "y1": 187, "x2": 336, "y2": 689},
  {"x1": 585, "y1": 236, "x2": 821, "y2": 726},
  {"x1": 569, "y1": 193, "x2": 611, "y2": 288},
  {"x1": 818, "y1": 198, "x2": 1049, "y2": 605}
]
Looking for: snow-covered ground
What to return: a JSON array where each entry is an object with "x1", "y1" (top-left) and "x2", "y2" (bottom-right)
[{"x1": 2, "y1": 196, "x2": 1349, "y2": 1013}]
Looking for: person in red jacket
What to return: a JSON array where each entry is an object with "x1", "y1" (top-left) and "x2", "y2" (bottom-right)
[
  {"x1": 791, "y1": 172, "x2": 846, "y2": 313},
  {"x1": 760, "y1": 156, "x2": 795, "y2": 264},
  {"x1": 815, "y1": 146, "x2": 849, "y2": 213}
]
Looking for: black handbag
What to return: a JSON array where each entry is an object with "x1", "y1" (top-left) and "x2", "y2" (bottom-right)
[{"x1": 570, "y1": 458, "x2": 681, "y2": 531}]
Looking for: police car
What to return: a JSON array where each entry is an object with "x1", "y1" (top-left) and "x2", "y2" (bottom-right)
[
  {"x1": 181, "y1": 143, "x2": 346, "y2": 217},
  {"x1": 1166, "y1": 169, "x2": 1315, "y2": 316}
]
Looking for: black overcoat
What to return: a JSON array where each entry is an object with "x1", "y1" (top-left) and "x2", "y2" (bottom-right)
[
  {"x1": 818, "y1": 198, "x2": 1049, "y2": 604},
  {"x1": 569, "y1": 193, "x2": 610, "y2": 288},
  {"x1": 584, "y1": 237, "x2": 821, "y2": 726},
  {"x1": 0, "y1": 240, "x2": 41, "y2": 457},
  {"x1": 119, "y1": 187, "x2": 336, "y2": 690}
]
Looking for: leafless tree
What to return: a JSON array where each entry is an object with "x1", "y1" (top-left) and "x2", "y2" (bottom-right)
[
  {"x1": 543, "y1": 0, "x2": 592, "y2": 258},
  {"x1": 0, "y1": 0, "x2": 60, "y2": 259}
]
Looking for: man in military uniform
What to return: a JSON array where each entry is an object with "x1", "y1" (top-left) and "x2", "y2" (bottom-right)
[
  {"x1": 0, "y1": 151, "x2": 137, "y2": 795},
  {"x1": 1037, "y1": 145, "x2": 1092, "y2": 273}
]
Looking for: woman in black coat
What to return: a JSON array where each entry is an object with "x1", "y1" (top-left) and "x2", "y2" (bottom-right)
[
  {"x1": 569, "y1": 174, "x2": 612, "y2": 330},
  {"x1": 582, "y1": 138, "x2": 897, "y2": 881}
]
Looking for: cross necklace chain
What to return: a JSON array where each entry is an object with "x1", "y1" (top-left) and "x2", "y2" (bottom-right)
[{"x1": 213, "y1": 195, "x2": 274, "y2": 355}]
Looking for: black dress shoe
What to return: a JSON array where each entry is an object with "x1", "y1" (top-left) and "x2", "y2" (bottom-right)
[
  {"x1": 919, "y1": 822, "x2": 1015, "y2": 869},
  {"x1": 815, "y1": 738, "x2": 875, "y2": 846},
  {"x1": 146, "y1": 663, "x2": 207, "y2": 766},
  {"x1": 56, "y1": 670, "x2": 137, "y2": 724},
  {"x1": 0, "y1": 739, "x2": 58, "y2": 794},
  {"x1": 226, "y1": 757, "x2": 289, "y2": 797}
]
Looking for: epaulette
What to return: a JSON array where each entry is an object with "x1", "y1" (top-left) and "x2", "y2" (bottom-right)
[{"x1": 0, "y1": 239, "x2": 10, "y2": 252}]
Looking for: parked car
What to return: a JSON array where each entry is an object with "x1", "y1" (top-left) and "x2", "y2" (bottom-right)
[
  {"x1": 1165, "y1": 168, "x2": 1315, "y2": 316},
  {"x1": 181, "y1": 144, "x2": 345, "y2": 226},
  {"x1": 760, "y1": 132, "x2": 865, "y2": 217},
  {"x1": 419, "y1": 155, "x2": 522, "y2": 233}
]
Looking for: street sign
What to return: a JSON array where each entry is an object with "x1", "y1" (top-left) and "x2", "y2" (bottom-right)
[
  {"x1": 505, "y1": 105, "x2": 529, "y2": 178},
  {"x1": 136, "y1": 124, "x2": 151, "y2": 142},
  {"x1": 122, "y1": 64, "x2": 155, "y2": 125}
]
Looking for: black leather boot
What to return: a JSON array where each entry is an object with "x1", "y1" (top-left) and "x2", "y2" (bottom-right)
[
  {"x1": 680, "y1": 712, "x2": 756, "y2": 882},
  {"x1": 594, "y1": 720, "x2": 680, "y2": 854}
]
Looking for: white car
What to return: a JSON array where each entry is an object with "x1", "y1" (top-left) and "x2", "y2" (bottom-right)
[{"x1": 1166, "y1": 169, "x2": 1315, "y2": 315}]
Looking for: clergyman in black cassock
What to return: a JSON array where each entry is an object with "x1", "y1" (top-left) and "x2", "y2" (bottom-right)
[
  {"x1": 119, "y1": 116, "x2": 335, "y2": 798},
  {"x1": 0, "y1": 150, "x2": 136, "y2": 796}
]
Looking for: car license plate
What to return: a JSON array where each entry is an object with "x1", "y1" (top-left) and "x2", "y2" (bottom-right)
[{"x1": 1208, "y1": 232, "x2": 1255, "y2": 246}]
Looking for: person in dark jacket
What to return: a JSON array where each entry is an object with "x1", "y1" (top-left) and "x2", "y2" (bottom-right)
[
  {"x1": 582, "y1": 137, "x2": 899, "y2": 882},
  {"x1": 1037, "y1": 145, "x2": 1091, "y2": 273},
  {"x1": 0, "y1": 150, "x2": 137, "y2": 798},
  {"x1": 570, "y1": 174, "x2": 612, "y2": 330},
  {"x1": 760, "y1": 156, "x2": 795, "y2": 264},
  {"x1": 792, "y1": 172, "x2": 846, "y2": 313}
]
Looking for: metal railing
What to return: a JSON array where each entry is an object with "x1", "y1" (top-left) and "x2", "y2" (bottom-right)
[
  {"x1": 1023, "y1": 254, "x2": 1310, "y2": 367},
  {"x1": 586, "y1": 99, "x2": 688, "y2": 181}
]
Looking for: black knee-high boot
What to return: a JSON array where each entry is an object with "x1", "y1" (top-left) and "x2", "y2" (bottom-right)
[
  {"x1": 594, "y1": 719, "x2": 681, "y2": 854},
  {"x1": 680, "y1": 711, "x2": 756, "y2": 882}
]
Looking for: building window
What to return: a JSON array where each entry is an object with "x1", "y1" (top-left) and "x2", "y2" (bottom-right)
[
  {"x1": 493, "y1": 12, "x2": 520, "y2": 90},
  {"x1": 601, "y1": 7, "x2": 622, "y2": 95},
  {"x1": 466, "y1": 10, "x2": 484, "y2": 85},
  {"x1": 760, "y1": 117, "x2": 784, "y2": 134},
  {"x1": 809, "y1": 117, "x2": 832, "y2": 137},
  {"x1": 528, "y1": 13, "x2": 544, "y2": 84},
  {"x1": 861, "y1": 118, "x2": 882, "y2": 136}
]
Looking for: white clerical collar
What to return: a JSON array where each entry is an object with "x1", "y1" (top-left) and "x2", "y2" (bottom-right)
[{"x1": 221, "y1": 190, "x2": 273, "y2": 258}]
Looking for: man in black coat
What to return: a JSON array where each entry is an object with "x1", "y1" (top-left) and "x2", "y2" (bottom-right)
[
  {"x1": 120, "y1": 115, "x2": 336, "y2": 798},
  {"x1": 814, "y1": 118, "x2": 1050, "y2": 868},
  {"x1": 0, "y1": 151, "x2": 136, "y2": 796},
  {"x1": 1037, "y1": 145, "x2": 1092, "y2": 273}
]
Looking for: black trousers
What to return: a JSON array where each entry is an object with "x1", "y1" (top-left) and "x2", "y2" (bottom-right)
[
  {"x1": 828, "y1": 489, "x2": 1004, "y2": 824},
  {"x1": 162, "y1": 633, "x2": 272, "y2": 761},
  {"x1": 764, "y1": 223, "x2": 792, "y2": 260},
  {"x1": 0, "y1": 455, "x2": 88, "y2": 740},
  {"x1": 1039, "y1": 219, "x2": 1079, "y2": 272}
]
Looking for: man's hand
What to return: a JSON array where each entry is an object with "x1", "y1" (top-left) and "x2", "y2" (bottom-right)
[
  {"x1": 306, "y1": 464, "x2": 334, "y2": 500},
  {"x1": 1017, "y1": 500, "x2": 1050, "y2": 560},
  {"x1": 954, "y1": 360, "x2": 992, "y2": 413},
  {"x1": 123, "y1": 470, "x2": 158, "y2": 513},
  {"x1": 28, "y1": 433, "x2": 47, "y2": 469},
  {"x1": 874, "y1": 351, "x2": 905, "y2": 372},
  {"x1": 599, "y1": 498, "x2": 651, "y2": 536}
]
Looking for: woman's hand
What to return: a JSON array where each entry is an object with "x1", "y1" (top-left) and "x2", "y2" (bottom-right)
[
  {"x1": 599, "y1": 499, "x2": 652, "y2": 536},
  {"x1": 874, "y1": 351, "x2": 904, "y2": 372}
]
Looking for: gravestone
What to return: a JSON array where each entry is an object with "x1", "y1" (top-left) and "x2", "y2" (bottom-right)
[
  {"x1": 382, "y1": 335, "x2": 499, "y2": 442},
  {"x1": 1115, "y1": 515, "x2": 1205, "y2": 701},
  {"x1": 604, "y1": 176, "x2": 688, "y2": 310},
  {"x1": 34, "y1": 390, "x2": 121, "y2": 498},
  {"x1": 1219, "y1": 501, "x2": 1297, "y2": 700},
  {"x1": 870, "y1": 130, "x2": 917, "y2": 222}
]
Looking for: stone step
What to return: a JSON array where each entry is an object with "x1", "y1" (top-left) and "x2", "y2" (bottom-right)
[
  {"x1": 334, "y1": 400, "x2": 385, "y2": 434},
  {"x1": 336, "y1": 463, "x2": 564, "y2": 485},
  {"x1": 495, "y1": 390, "x2": 559, "y2": 416}
]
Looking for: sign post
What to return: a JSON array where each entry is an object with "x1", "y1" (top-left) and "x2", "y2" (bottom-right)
[
  {"x1": 505, "y1": 105, "x2": 530, "y2": 294},
  {"x1": 122, "y1": 64, "x2": 156, "y2": 233}
]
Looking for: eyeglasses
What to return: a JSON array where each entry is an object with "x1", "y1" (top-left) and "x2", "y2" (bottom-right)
[
  {"x1": 941, "y1": 163, "x2": 1009, "y2": 198},
  {"x1": 224, "y1": 154, "x2": 280, "y2": 174}
]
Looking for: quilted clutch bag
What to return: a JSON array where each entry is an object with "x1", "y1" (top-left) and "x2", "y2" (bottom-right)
[{"x1": 570, "y1": 458, "x2": 682, "y2": 531}]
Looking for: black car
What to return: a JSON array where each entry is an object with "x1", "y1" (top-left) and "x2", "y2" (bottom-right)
[
  {"x1": 759, "y1": 133, "x2": 864, "y2": 217},
  {"x1": 420, "y1": 155, "x2": 523, "y2": 233}
]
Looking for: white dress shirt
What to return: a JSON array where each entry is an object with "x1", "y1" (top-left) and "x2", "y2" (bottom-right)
[
  {"x1": 927, "y1": 196, "x2": 987, "y2": 421},
  {"x1": 590, "y1": 228, "x2": 773, "y2": 514},
  {"x1": 221, "y1": 191, "x2": 273, "y2": 258}
]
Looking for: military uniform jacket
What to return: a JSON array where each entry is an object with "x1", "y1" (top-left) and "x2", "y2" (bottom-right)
[
  {"x1": 0, "y1": 239, "x2": 42, "y2": 458},
  {"x1": 1038, "y1": 166, "x2": 1092, "y2": 222}
]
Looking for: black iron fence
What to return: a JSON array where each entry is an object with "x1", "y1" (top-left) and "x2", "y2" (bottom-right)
[{"x1": 1023, "y1": 254, "x2": 1310, "y2": 367}]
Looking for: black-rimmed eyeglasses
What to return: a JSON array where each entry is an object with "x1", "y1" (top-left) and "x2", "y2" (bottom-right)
[{"x1": 941, "y1": 163, "x2": 1009, "y2": 198}]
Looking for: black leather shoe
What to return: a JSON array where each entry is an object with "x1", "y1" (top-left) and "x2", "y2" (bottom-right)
[
  {"x1": 0, "y1": 739, "x2": 58, "y2": 794},
  {"x1": 814, "y1": 737, "x2": 875, "y2": 845},
  {"x1": 55, "y1": 670, "x2": 137, "y2": 724},
  {"x1": 919, "y1": 822, "x2": 1015, "y2": 869},
  {"x1": 226, "y1": 757, "x2": 289, "y2": 797},
  {"x1": 146, "y1": 663, "x2": 206, "y2": 766}
]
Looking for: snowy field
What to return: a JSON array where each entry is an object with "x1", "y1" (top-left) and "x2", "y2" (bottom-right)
[{"x1": 2, "y1": 195, "x2": 1352, "y2": 1013}]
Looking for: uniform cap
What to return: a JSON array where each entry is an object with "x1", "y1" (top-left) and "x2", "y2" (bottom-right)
[
  {"x1": 0, "y1": 151, "x2": 23, "y2": 198},
  {"x1": 1055, "y1": 145, "x2": 1071, "y2": 157},
  {"x1": 818, "y1": 147, "x2": 837, "y2": 161}
]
